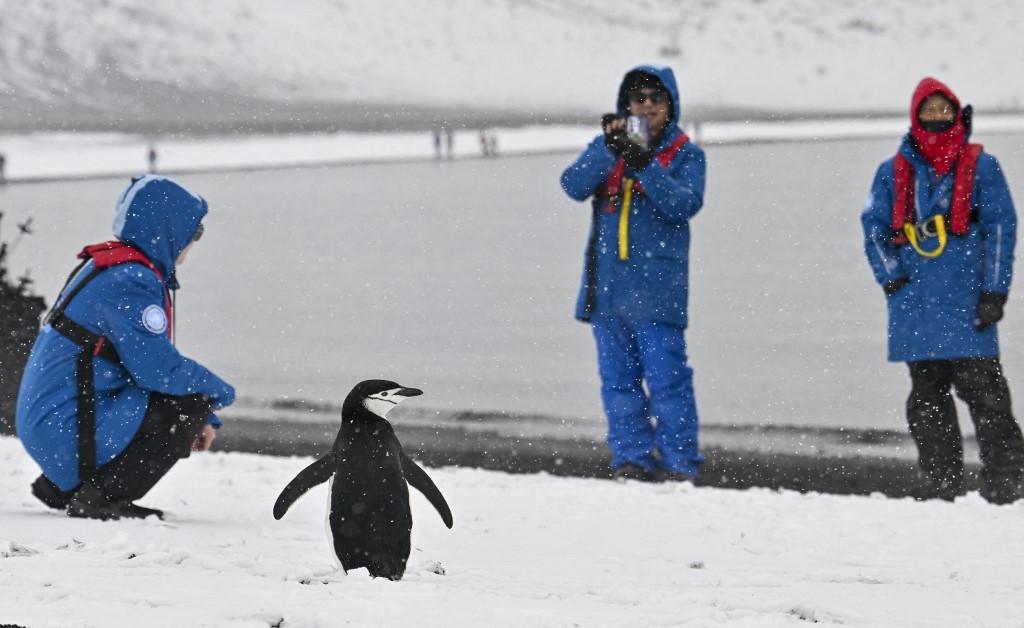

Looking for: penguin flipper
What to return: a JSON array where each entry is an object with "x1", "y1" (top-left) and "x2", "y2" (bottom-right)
[
  {"x1": 273, "y1": 454, "x2": 336, "y2": 520},
  {"x1": 400, "y1": 452, "x2": 454, "y2": 528}
]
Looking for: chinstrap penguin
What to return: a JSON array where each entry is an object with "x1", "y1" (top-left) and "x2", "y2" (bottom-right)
[{"x1": 273, "y1": 379, "x2": 453, "y2": 580}]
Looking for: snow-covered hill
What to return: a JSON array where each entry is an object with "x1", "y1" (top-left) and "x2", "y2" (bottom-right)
[{"x1": 1, "y1": 0, "x2": 1023, "y2": 131}]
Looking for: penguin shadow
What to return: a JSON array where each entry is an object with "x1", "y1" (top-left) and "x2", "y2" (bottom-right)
[{"x1": 273, "y1": 379, "x2": 454, "y2": 581}]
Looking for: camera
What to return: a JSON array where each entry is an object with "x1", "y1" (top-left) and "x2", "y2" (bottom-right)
[{"x1": 625, "y1": 116, "x2": 650, "y2": 150}]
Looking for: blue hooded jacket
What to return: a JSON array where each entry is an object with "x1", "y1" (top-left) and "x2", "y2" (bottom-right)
[
  {"x1": 559, "y1": 65, "x2": 706, "y2": 327},
  {"x1": 16, "y1": 176, "x2": 236, "y2": 491},
  {"x1": 862, "y1": 136, "x2": 1017, "y2": 362}
]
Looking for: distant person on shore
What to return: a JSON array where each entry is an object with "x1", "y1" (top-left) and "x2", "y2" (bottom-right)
[
  {"x1": 861, "y1": 77, "x2": 1024, "y2": 504},
  {"x1": 0, "y1": 152, "x2": 6, "y2": 185},
  {"x1": 147, "y1": 145, "x2": 158, "y2": 173},
  {"x1": 559, "y1": 65, "x2": 706, "y2": 483},
  {"x1": 479, "y1": 129, "x2": 489, "y2": 157},
  {"x1": 433, "y1": 128, "x2": 443, "y2": 159},
  {"x1": 487, "y1": 131, "x2": 498, "y2": 157},
  {"x1": 16, "y1": 175, "x2": 235, "y2": 519},
  {"x1": 478, "y1": 129, "x2": 498, "y2": 157},
  {"x1": 445, "y1": 126, "x2": 454, "y2": 159}
]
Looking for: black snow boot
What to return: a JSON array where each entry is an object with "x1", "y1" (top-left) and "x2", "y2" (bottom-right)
[
  {"x1": 659, "y1": 470, "x2": 695, "y2": 483},
  {"x1": 114, "y1": 502, "x2": 165, "y2": 519},
  {"x1": 908, "y1": 480, "x2": 965, "y2": 502},
  {"x1": 980, "y1": 473, "x2": 1023, "y2": 505},
  {"x1": 66, "y1": 481, "x2": 164, "y2": 520},
  {"x1": 612, "y1": 464, "x2": 659, "y2": 482},
  {"x1": 31, "y1": 474, "x2": 74, "y2": 510}
]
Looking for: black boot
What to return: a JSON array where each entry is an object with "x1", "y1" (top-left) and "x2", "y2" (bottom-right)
[
  {"x1": 116, "y1": 502, "x2": 166, "y2": 519},
  {"x1": 980, "y1": 472, "x2": 1023, "y2": 505},
  {"x1": 908, "y1": 478, "x2": 966, "y2": 502},
  {"x1": 66, "y1": 481, "x2": 164, "y2": 520},
  {"x1": 612, "y1": 463, "x2": 659, "y2": 482},
  {"x1": 659, "y1": 470, "x2": 695, "y2": 483},
  {"x1": 31, "y1": 475, "x2": 74, "y2": 510}
]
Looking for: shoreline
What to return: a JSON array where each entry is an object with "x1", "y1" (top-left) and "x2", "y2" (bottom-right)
[
  {"x1": 2, "y1": 115, "x2": 1024, "y2": 185},
  {"x1": 211, "y1": 403, "x2": 962, "y2": 498},
  {"x1": 214, "y1": 409, "x2": 958, "y2": 498}
]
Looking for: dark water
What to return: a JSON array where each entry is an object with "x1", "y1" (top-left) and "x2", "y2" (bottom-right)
[{"x1": 3, "y1": 133, "x2": 1024, "y2": 430}]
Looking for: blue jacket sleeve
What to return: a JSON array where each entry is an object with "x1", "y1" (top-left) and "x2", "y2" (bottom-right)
[
  {"x1": 633, "y1": 143, "x2": 706, "y2": 224},
  {"x1": 861, "y1": 161, "x2": 907, "y2": 286},
  {"x1": 100, "y1": 270, "x2": 236, "y2": 410},
  {"x1": 974, "y1": 154, "x2": 1016, "y2": 294},
  {"x1": 560, "y1": 135, "x2": 616, "y2": 201}
]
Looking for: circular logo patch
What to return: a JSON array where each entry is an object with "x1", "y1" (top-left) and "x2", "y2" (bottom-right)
[{"x1": 142, "y1": 305, "x2": 168, "y2": 334}]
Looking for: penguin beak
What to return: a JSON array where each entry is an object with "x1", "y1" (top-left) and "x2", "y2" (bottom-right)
[{"x1": 396, "y1": 387, "x2": 423, "y2": 398}]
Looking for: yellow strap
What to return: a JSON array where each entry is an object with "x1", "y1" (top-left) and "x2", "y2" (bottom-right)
[
  {"x1": 618, "y1": 179, "x2": 634, "y2": 261},
  {"x1": 904, "y1": 215, "x2": 948, "y2": 258}
]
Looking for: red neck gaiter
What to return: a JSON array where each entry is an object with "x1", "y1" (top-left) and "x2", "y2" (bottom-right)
[{"x1": 908, "y1": 77, "x2": 965, "y2": 176}]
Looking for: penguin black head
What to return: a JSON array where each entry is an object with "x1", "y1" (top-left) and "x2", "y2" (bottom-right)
[{"x1": 346, "y1": 379, "x2": 423, "y2": 419}]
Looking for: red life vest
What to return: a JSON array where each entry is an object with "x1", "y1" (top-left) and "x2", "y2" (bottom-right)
[
  {"x1": 603, "y1": 132, "x2": 690, "y2": 213},
  {"x1": 891, "y1": 144, "x2": 982, "y2": 243},
  {"x1": 76, "y1": 240, "x2": 173, "y2": 340}
]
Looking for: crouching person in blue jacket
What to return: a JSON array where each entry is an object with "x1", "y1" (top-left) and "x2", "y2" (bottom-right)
[
  {"x1": 560, "y1": 65, "x2": 706, "y2": 482},
  {"x1": 862, "y1": 78, "x2": 1024, "y2": 504},
  {"x1": 16, "y1": 176, "x2": 235, "y2": 519}
]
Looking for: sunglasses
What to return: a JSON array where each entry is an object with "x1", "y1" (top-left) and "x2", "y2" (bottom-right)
[
  {"x1": 628, "y1": 90, "x2": 669, "y2": 105},
  {"x1": 192, "y1": 223, "x2": 205, "y2": 242}
]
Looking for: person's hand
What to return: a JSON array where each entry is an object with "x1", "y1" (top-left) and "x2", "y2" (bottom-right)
[
  {"x1": 602, "y1": 114, "x2": 629, "y2": 154},
  {"x1": 192, "y1": 425, "x2": 217, "y2": 452},
  {"x1": 883, "y1": 277, "x2": 909, "y2": 296},
  {"x1": 975, "y1": 291, "x2": 1008, "y2": 330},
  {"x1": 623, "y1": 142, "x2": 654, "y2": 170}
]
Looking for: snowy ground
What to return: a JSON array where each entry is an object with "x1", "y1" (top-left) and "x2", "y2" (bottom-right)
[{"x1": 2, "y1": 436, "x2": 1023, "y2": 628}]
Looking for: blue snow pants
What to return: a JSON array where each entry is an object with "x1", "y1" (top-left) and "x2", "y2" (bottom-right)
[{"x1": 591, "y1": 314, "x2": 704, "y2": 476}]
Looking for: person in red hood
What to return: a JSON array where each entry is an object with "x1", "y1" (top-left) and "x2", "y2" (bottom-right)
[
  {"x1": 911, "y1": 79, "x2": 968, "y2": 176},
  {"x1": 861, "y1": 78, "x2": 1024, "y2": 504}
]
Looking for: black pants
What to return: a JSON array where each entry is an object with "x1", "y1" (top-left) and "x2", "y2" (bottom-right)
[
  {"x1": 907, "y1": 358, "x2": 1024, "y2": 496},
  {"x1": 92, "y1": 393, "x2": 210, "y2": 502}
]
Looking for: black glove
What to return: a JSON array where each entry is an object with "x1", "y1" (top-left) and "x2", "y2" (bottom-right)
[
  {"x1": 602, "y1": 114, "x2": 630, "y2": 155},
  {"x1": 975, "y1": 291, "x2": 1008, "y2": 330},
  {"x1": 605, "y1": 129, "x2": 629, "y2": 155},
  {"x1": 883, "y1": 277, "x2": 909, "y2": 296},
  {"x1": 622, "y1": 142, "x2": 654, "y2": 170}
]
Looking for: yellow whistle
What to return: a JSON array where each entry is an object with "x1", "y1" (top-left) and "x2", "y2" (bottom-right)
[{"x1": 904, "y1": 215, "x2": 947, "y2": 259}]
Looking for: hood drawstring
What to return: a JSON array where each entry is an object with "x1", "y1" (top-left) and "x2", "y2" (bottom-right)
[{"x1": 171, "y1": 289, "x2": 177, "y2": 346}]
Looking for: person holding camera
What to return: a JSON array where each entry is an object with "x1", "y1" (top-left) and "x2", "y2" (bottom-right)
[
  {"x1": 16, "y1": 175, "x2": 235, "y2": 519},
  {"x1": 861, "y1": 77, "x2": 1024, "y2": 504},
  {"x1": 560, "y1": 65, "x2": 706, "y2": 482}
]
